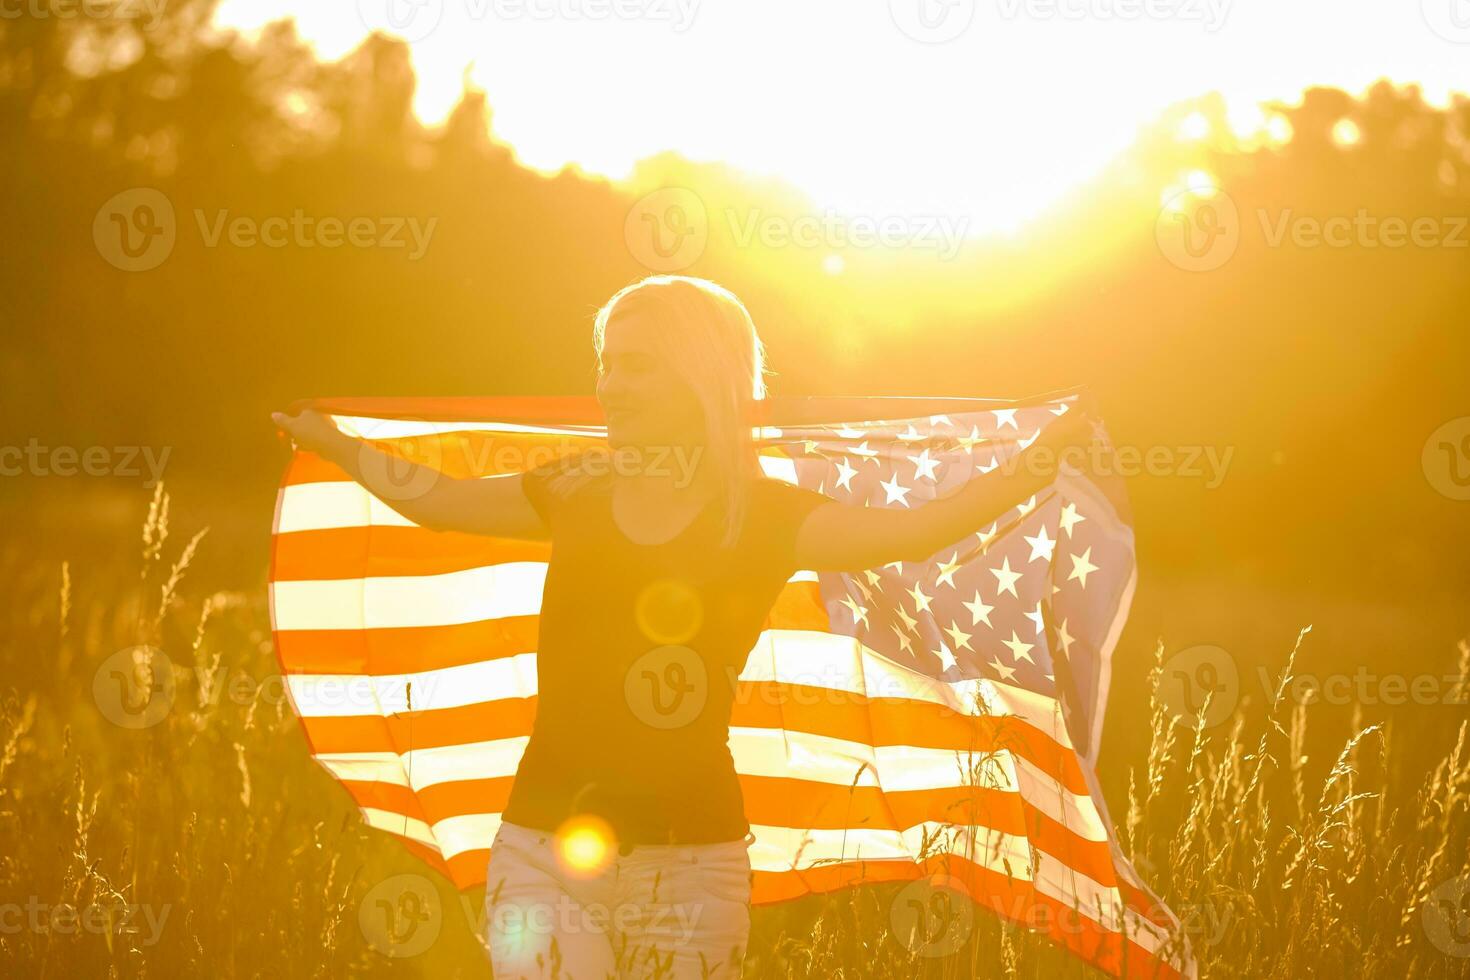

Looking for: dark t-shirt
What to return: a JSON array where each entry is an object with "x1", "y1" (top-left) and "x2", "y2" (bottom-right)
[{"x1": 502, "y1": 450, "x2": 830, "y2": 845}]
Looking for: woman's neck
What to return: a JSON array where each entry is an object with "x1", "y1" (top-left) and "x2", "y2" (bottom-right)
[{"x1": 607, "y1": 441, "x2": 713, "y2": 501}]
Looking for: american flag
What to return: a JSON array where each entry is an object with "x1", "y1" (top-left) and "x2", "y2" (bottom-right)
[{"x1": 268, "y1": 392, "x2": 1190, "y2": 977}]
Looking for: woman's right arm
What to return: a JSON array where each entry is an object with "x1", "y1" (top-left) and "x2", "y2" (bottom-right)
[{"x1": 271, "y1": 408, "x2": 550, "y2": 539}]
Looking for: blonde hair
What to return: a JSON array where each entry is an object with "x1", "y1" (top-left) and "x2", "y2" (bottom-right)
[{"x1": 550, "y1": 275, "x2": 772, "y2": 551}]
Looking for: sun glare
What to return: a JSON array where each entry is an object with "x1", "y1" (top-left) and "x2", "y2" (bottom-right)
[
  {"x1": 1177, "y1": 111, "x2": 1211, "y2": 141},
  {"x1": 554, "y1": 815, "x2": 615, "y2": 877},
  {"x1": 1266, "y1": 114, "x2": 1295, "y2": 146},
  {"x1": 211, "y1": 1, "x2": 1459, "y2": 239},
  {"x1": 1184, "y1": 170, "x2": 1219, "y2": 197},
  {"x1": 1225, "y1": 102, "x2": 1265, "y2": 140},
  {"x1": 1333, "y1": 118, "x2": 1363, "y2": 147}
]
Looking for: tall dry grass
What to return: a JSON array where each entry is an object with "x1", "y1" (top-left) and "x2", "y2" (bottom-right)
[{"x1": 1, "y1": 487, "x2": 1466, "y2": 978}]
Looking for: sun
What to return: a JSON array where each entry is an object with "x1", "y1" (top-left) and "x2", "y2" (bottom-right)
[{"x1": 213, "y1": 1, "x2": 1460, "y2": 239}]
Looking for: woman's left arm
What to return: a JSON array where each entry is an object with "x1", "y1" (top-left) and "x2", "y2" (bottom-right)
[{"x1": 791, "y1": 409, "x2": 1095, "y2": 573}]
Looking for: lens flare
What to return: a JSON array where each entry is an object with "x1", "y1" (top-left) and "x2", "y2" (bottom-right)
[
  {"x1": 1177, "y1": 111, "x2": 1210, "y2": 141},
  {"x1": 635, "y1": 577, "x2": 703, "y2": 645},
  {"x1": 1265, "y1": 114, "x2": 1294, "y2": 146},
  {"x1": 1184, "y1": 170, "x2": 1219, "y2": 197},
  {"x1": 553, "y1": 815, "x2": 615, "y2": 877},
  {"x1": 1332, "y1": 118, "x2": 1362, "y2": 148}
]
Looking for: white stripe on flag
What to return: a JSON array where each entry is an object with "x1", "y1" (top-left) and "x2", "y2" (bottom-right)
[
  {"x1": 276, "y1": 482, "x2": 419, "y2": 533},
  {"x1": 331, "y1": 417, "x2": 602, "y2": 439},
  {"x1": 283, "y1": 630, "x2": 1071, "y2": 750},
  {"x1": 311, "y1": 731, "x2": 1105, "y2": 841},
  {"x1": 271, "y1": 563, "x2": 549, "y2": 630}
]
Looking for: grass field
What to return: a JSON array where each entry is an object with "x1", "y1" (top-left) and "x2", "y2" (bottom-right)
[{"x1": 2, "y1": 484, "x2": 1467, "y2": 978}]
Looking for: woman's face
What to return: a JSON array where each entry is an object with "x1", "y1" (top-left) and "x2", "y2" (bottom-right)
[{"x1": 596, "y1": 312, "x2": 706, "y2": 454}]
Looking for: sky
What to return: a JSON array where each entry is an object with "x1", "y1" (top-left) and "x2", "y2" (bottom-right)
[{"x1": 212, "y1": 0, "x2": 1469, "y2": 234}]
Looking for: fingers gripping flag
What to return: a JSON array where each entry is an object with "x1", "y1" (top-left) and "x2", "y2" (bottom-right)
[{"x1": 268, "y1": 392, "x2": 1193, "y2": 978}]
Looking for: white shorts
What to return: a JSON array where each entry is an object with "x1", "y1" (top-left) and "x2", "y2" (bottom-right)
[{"x1": 482, "y1": 820, "x2": 754, "y2": 979}]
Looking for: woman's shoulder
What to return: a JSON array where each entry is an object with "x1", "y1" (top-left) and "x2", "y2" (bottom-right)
[
  {"x1": 750, "y1": 473, "x2": 832, "y2": 516},
  {"x1": 527, "y1": 447, "x2": 612, "y2": 502},
  {"x1": 752, "y1": 471, "x2": 828, "y2": 496}
]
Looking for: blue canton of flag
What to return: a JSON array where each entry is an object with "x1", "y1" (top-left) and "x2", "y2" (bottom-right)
[{"x1": 778, "y1": 394, "x2": 1135, "y2": 776}]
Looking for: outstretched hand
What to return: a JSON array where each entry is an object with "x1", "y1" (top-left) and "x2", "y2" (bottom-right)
[
  {"x1": 1068, "y1": 388, "x2": 1102, "y2": 421},
  {"x1": 271, "y1": 407, "x2": 344, "y2": 456},
  {"x1": 1048, "y1": 393, "x2": 1100, "y2": 453}
]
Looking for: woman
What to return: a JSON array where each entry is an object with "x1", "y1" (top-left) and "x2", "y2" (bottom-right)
[{"x1": 273, "y1": 275, "x2": 1090, "y2": 978}]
